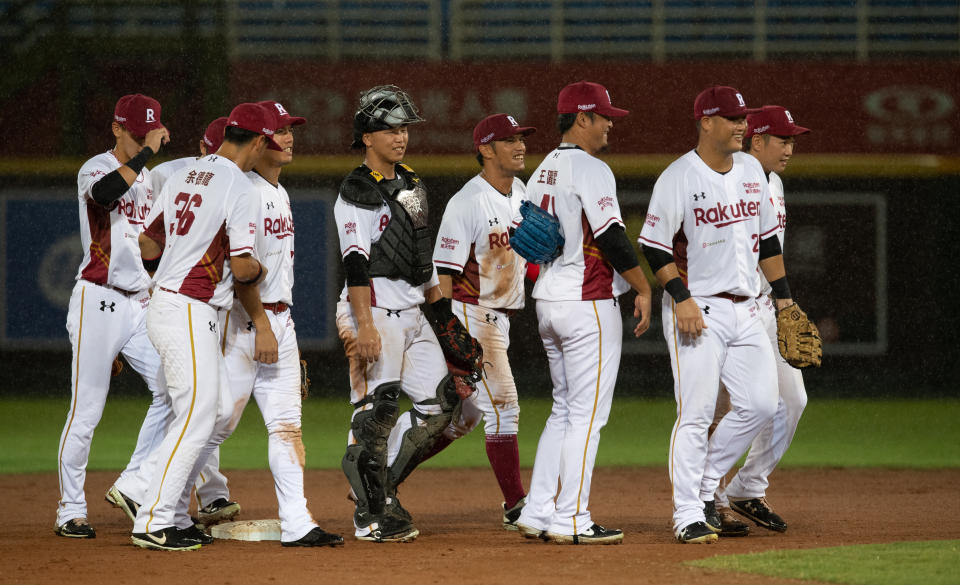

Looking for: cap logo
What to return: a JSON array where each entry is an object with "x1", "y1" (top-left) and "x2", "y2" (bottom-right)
[
  {"x1": 262, "y1": 127, "x2": 274, "y2": 136},
  {"x1": 146, "y1": 108, "x2": 155, "y2": 123},
  {"x1": 481, "y1": 131, "x2": 495, "y2": 144},
  {"x1": 755, "y1": 124, "x2": 770, "y2": 134},
  {"x1": 703, "y1": 106, "x2": 720, "y2": 115},
  {"x1": 784, "y1": 110, "x2": 795, "y2": 123},
  {"x1": 273, "y1": 103, "x2": 289, "y2": 116},
  {"x1": 578, "y1": 104, "x2": 596, "y2": 111},
  {"x1": 735, "y1": 93, "x2": 746, "y2": 107},
  {"x1": 605, "y1": 90, "x2": 612, "y2": 102},
  {"x1": 506, "y1": 115, "x2": 518, "y2": 127}
]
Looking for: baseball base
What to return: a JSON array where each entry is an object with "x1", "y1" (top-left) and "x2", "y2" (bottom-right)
[{"x1": 210, "y1": 519, "x2": 281, "y2": 541}]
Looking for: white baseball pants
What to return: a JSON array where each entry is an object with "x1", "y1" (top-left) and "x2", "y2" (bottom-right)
[
  {"x1": 57, "y1": 281, "x2": 166, "y2": 526},
  {"x1": 517, "y1": 299, "x2": 622, "y2": 536},
  {"x1": 663, "y1": 294, "x2": 778, "y2": 534}
]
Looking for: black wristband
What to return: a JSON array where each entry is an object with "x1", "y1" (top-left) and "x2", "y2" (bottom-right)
[
  {"x1": 235, "y1": 261, "x2": 263, "y2": 285},
  {"x1": 142, "y1": 255, "x2": 161, "y2": 272},
  {"x1": 664, "y1": 277, "x2": 691, "y2": 303},
  {"x1": 126, "y1": 146, "x2": 154, "y2": 175},
  {"x1": 428, "y1": 296, "x2": 454, "y2": 325},
  {"x1": 769, "y1": 276, "x2": 792, "y2": 300}
]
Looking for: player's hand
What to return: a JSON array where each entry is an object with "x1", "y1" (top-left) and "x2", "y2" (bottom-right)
[
  {"x1": 143, "y1": 127, "x2": 170, "y2": 153},
  {"x1": 775, "y1": 297, "x2": 794, "y2": 311},
  {"x1": 356, "y1": 322, "x2": 381, "y2": 363},
  {"x1": 675, "y1": 297, "x2": 707, "y2": 338},
  {"x1": 633, "y1": 292, "x2": 652, "y2": 337},
  {"x1": 254, "y1": 328, "x2": 279, "y2": 364}
]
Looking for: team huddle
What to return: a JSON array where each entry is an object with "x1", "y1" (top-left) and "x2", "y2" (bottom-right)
[{"x1": 54, "y1": 81, "x2": 821, "y2": 550}]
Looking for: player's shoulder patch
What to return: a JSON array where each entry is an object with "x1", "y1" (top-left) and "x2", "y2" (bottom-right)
[{"x1": 339, "y1": 165, "x2": 386, "y2": 208}]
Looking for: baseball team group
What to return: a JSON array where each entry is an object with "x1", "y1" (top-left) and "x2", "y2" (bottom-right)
[{"x1": 53, "y1": 79, "x2": 821, "y2": 551}]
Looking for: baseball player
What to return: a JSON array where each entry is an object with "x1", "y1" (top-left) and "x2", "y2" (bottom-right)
[
  {"x1": 104, "y1": 115, "x2": 240, "y2": 527},
  {"x1": 335, "y1": 85, "x2": 466, "y2": 543},
  {"x1": 188, "y1": 100, "x2": 343, "y2": 547},
  {"x1": 132, "y1": 102, "x2": 276, "y2": 550},
  {"x1": 638, "y1": 86, "x2": 799, "y2": 544},
  {"x1": 513, "y1": 81, "x2": 653, "y2": 545},
  {"x1": 431, "y1": 113, "x2": 536, "y2": 528},
  {"x1": 712, "y1": 105, "x2": 811, "y2": 534},
  {"x1": 56, "y1": 94, "x2": 170, "y2": 539}
]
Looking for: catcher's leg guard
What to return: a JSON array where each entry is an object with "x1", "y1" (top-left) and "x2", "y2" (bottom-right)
[
  {"x1": 341, "y1": 382, "x2": 401, "y2": 529},
  {"x1": 386, "y1": 375, "x2": 461, "y2": 501}
]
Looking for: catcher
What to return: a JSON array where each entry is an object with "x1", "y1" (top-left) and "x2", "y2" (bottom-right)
[{"x1": 334, "y1": 85, "x2": 482, "y2": 543}]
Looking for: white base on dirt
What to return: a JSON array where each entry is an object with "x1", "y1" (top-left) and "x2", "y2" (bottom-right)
[{"x1": 210, "y1": 519, "x2": 282, "y2": 541}]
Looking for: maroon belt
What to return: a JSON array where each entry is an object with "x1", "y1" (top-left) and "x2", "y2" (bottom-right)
[
  {"x1": 98, "y1": 282, "x2": 138, "y2": 296},
  {"x1": 715, "y1": 292, "x2": 751, "y2": 303},
  {"x1": 159, "y1": 286, "x2": 178, "y2": 295},
  {"x1": 263, "y1": 302, "x2": 289, "y2": 313}
]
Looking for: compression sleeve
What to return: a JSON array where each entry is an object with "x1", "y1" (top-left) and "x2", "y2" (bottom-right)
[
  {"x1": 90, "y1": 147, "x2": 154, "y2": 206},
  {"x1": 642, "y1": 245, "x2": 674, "y2": 274},
  {"x1": 594, "y1": 224, "x2": 640, "y2": 274},
  {"x1": 437, "y1": 267, "x2": 461, "y2": 277},
  {"x1": 343, "y1": 251, "x2": 370, "y2": 287},
  {"x1": 758, "y1": 235, "x2": 783, "y2": 260}
]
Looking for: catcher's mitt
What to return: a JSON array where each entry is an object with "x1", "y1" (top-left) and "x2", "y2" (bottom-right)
[
  {"x1": 299, "y1": 358, "x2": 311, "y2": 399},
  {"x1": 434, "y1": 314, "x2": 484, "y2": 380},
  {"x1": 776, "y1": 303, "x2": 823, "y2": 369},
  {"x1": 510, "y1": 200, "x2": 564, "y2": 264}
]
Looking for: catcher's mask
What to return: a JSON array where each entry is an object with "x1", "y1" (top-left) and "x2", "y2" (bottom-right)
[{"x1": 351, "y1": 85, "x2": 425, "y2": 149}]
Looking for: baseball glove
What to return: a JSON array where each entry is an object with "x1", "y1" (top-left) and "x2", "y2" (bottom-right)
[
  {"x1": 299, "y1": 358, "x2": 311, "y2": 400},
  {"x1": 776, "y1": 303, "x2": 823, "y2": 368},
  {"x1": 510, "y1": 200, "x2": 564, "y2": 264},
  {"x1": 111, "y1": 356, "x2": 124, "y2": 377},
  {"x1": 434, "y1": 314, "x2": 484, "y2": 381}
]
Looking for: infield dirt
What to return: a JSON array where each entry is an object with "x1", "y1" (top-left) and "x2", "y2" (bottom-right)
[{"x1": 4, "y1": 468, "x2": 958, "y2": 585}]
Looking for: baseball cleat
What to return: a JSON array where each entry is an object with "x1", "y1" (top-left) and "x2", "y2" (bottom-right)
[
  {"x1": 515, "y1": 521, "x2": 547, "y2": 540},
  {"x1": 55, "y1": 517, "x2": 96, "y2": 539},
  {"x1": 283, "y1": 526, "x2": 345, "y2": 547},
  {"x1": 105, "y1": 485, "x2": 140, "y2": 524},
  {"x1": 131, "y1": 527, "x2": 202, "y2": 551},
  {"x1": 501, "y1": 496, "x2": 526, "y2": 531},
  {"x1": 546, "y1": 523, "x2": 623, "y2": 545},
  {"x1": 355, "y1": 527, "x2": 419, "y2": 543},
  {"x1": 677, "y1": 521, "x2": 719, "y2": 544},
  {"x1": 703, "y1": 500, "x2": 722, "y2": 534},
  {"x1": 180, "y1": 524, "x2": 214, "y2": 545},
  {"x1": 730, "y1": 497, "x2": 787, "y2": 533},
  {"x1": 197, "y1": 498, "x2": 241, "y2": 527},
  {"x1": 718, "y1": 506, "x2": 750, "y2": 537}
]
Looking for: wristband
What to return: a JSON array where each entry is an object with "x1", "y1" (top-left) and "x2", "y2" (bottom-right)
[
  {"x1": 126, "y1": 146, "x2": 154, "y2": 175},
  {"x1": 664, "y1": 277, "x2": 691, "y2": 303},
  {"x1": 769, "y1": 276, "x2": 792, "y2": 300},
  {"x1": 235, "y1": 261, "x2": 263, "y2": 285}
]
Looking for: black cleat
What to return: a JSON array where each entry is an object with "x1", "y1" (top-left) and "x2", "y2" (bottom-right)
[
  {"x1": 197, "y1": 498, "x2": 240, "y2": 527},
  {"x1": 703, "y1": 500, "x2": 722, "y2": 534},
  {"x1": 282, "y1": 526, "x2": 345, "y2": 547},
  {"x1": 105, "y1": 485, "x2": 141, "y2": 524},
  {"x1": 132, "y1": 526, "x2": 202, "y2": 551},
  {"x1": 677, "y1": 521, "x2": 719, "y2": 544},
  {"x1": 502, "y1": 496, "x2": 526, "y2": 531},
  {"x1": 546, "y1": 523, "x2": 623, "y2": 545},
  {"x1": 55, "y1": 517, "x2": 96, "y2": 539},
  {"x1": 180, "y1": 524, "x2": 214, "y2": 545},
  {"x1": 730, "y1": 497, "x2": 787, "y2": 533}
]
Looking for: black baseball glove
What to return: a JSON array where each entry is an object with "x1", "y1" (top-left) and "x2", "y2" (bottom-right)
[{"x1": 426, "y1": 298, "x2": 483, "y2": 381}]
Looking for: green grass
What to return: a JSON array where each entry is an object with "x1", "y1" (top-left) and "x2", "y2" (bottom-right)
[
  {"x1": 2, "y1": 397, "x2": 959, "y2": 473},
  {"x1": 689, "y1": 540, "x2": 960, "y2": 585}
]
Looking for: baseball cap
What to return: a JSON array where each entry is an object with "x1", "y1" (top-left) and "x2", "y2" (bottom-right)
[
  {"x1": 693, "y1": 86, "x2": 761, "y2": 120},
  {"x1": 557, "y1": 81, "x2": 629, "y2": 118},
  {"x1": 473, "y1": 113, "x2": 536, "y2": 149},
  {"x1": 257, "y1": 100, "x2": 305, "y2": 151},
  {"x1": 226, "y1": 102, "x2": 280, "y2": 150},
  {"x1": 746, "y1": 105, "x2": 811, "y2": 139},
  {"x1": 202, "y1": 116, "x2": 229, "y2": 153},
  {"x1": 114, "y1": 94, "x2": 165, "y2": 138}
]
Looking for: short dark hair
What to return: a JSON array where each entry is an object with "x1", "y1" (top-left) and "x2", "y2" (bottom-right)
[
  {"x1": 743, "y1": 133, "x2": 770, "y2": 153},
  {"x1": 556, "y1": 111, "x2": 594, "y2": 136},
  {"x1": 223, "y1": 126, "x2": 260, "y2": 146},
  {"x1": 476, "y1": 151, "x2": 484, "y2": 167}
]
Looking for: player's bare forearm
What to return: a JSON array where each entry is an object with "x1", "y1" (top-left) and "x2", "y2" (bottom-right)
[
  {"x1": 232, "y1": 254, "x2": 268, "y2": 286},
  {"x1": 235, "y1": 279, "x2": 278, "y2": 364},
  {"x1": 437, "y1": 274, "x2": 453, "y2": 299},
  {"x1": 425, "y1": 284, "x2": 444, "y2": 304},
  {"x1": 654, "y1": 263, "x2": 706, "y2": 337},
  {"x1": 621, "y1": 266, "x2": 652, "y2": 336},
  {"x1": 759, "y1": 254, "x2": 793, "y2": 308},
  {"x1": 348, "y1": 285, "x2": 381, "y2": 363},
  {"x1": 138, "y1": 232, "x2": 162, "y2": 265}
]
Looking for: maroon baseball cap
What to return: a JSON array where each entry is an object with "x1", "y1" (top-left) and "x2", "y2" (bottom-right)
[
  {"x1": 202, "y1": 116, "x2": 228, "y2": 153},
  {"x1": 746, "y1": 105, "x2": 811, "y2": 139},
  {"x1": 257, "y1": 100, "x2": 305, "y2": 151},
  {"x1": 114, "y1": 94, "x2": 165, "y2": 138},
  {"x1": 693, "y1": 86, "x2": 761, "y2": 120},
  {"x1": 473, "y1": 113, "x2": 536, "y2": 149},
  {"x1": 227, "y1": 102, "x2": 280, "y2": 150},
  {"x1": 557, "y1": 81, "x2": 629, "y2": 118}
]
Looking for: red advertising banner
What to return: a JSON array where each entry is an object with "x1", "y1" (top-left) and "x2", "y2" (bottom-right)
[{"x1": 230, "y1": 61, "x2": 959, "y2": 156}]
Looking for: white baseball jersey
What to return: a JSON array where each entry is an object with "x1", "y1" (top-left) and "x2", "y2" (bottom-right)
[
  {"x1": 75, "y1": 151, "x2": 153, "y2": 291},
  {"x1": 517, "y1": 146, "x2": 629, "y2": 301},
  {"x1": 638, "y1": 150, "x2": 779, "y2": 298},
  {"x1": 759, "y1": 170, "x2": 786, "y2": 296},
  {"x1": 143, "y1": 154, "x2": 257, "y2": 309},
  {"x1": 150, "y1": 157, "x2": 195, "y2": 196},
  {"x1": 246, "y1": 171, "x2": 295, "y2": 304},
  {"x1": 433, "y1": 174, "x2": 526, "y2": 310},
  {"x1": 334, "y1": 196, "x2": 440, "y2": 310}
]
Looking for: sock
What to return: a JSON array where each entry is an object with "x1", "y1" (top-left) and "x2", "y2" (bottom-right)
[
  {"x1": 485, "y1": 433, "x2": 525, "y2": 508},
  {"x1": 421, "y1": 434, "x2": 454, "y2": 463}
]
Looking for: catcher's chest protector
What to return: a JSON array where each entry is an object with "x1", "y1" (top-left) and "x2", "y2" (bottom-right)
[{"x1": 341, "y1": 164, "x2": 434, "y2": 286}]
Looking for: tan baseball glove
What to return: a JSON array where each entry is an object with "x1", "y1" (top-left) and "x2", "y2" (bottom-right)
[{"x1": 776, "y1": 303, "x2": 823, "y2": 368}]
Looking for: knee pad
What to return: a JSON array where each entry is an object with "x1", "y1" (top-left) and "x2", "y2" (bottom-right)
[
  {"x1": 341, "y1": 382, "x2": 401, "y2": 522},
  {"x1": 387, "y1": 409, "x2": 453, "y2": 491}
]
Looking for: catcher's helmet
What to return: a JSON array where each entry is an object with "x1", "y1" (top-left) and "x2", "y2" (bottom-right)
[{"x1": 351, "y1": 85, "x2": 425, "y2": 148}]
